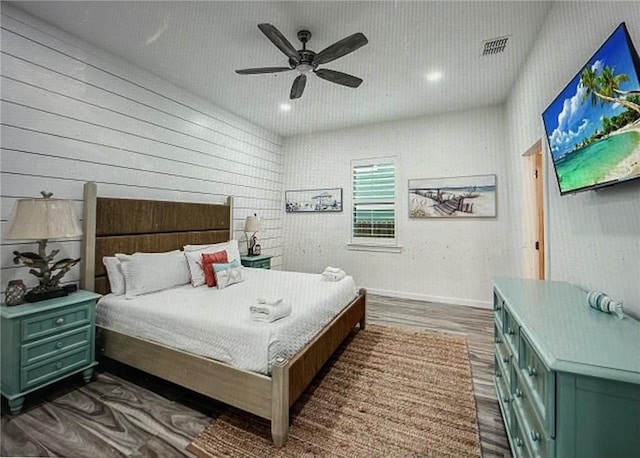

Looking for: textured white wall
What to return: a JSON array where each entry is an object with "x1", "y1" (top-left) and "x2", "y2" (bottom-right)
[
  {"x1": 0, "y1": 4, "x2": 284, "y2": 293},
  {"x1": 283, "y1": 106, "x2": 518, "y2": 307},
  {"x1": 506, "y1": 2, "x2": 640, "y2": 317}
]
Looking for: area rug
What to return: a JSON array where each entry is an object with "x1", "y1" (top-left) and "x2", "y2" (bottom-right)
[{"x1": 187, "y1": 325, "x2": 481, "y2": 457}]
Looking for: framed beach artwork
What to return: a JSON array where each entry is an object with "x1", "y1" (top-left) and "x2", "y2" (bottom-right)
[
  {"x1": 285, "y1": 188, "x2": 343, "y2": 213},
  {"x1": 409, "y1": 174, "x2": 497, "y2": 218}
]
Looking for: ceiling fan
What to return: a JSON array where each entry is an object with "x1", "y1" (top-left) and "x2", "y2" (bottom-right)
[{"x1": 235, "y1": 24, "x2": 368, "y2": 99}]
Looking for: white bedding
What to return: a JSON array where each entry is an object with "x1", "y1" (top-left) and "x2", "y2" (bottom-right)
[{"x1": 96, "y1": 268, "x2": 358, "y2": 375}]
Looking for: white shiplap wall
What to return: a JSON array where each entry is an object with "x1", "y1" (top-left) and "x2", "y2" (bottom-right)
[{"x1": 0, "y1": 4, "x2": 284, "y2": 293}]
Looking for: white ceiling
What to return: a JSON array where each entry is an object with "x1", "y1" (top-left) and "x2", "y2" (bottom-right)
[{"x1": 12, "y1": 1, "x2": 553, "y2": 137}]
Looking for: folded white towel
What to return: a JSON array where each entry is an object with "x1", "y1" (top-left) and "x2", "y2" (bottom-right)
[
  {"x1": 250, "y1": 301, "x2": 292, "y2": 323},
  {"x1": 257, "y1": 297, "x2": 283, "y2": 306},
  {"x1": 322, "y1": 269, "x2": 346, "y2": 282},
  {"x1": 324, "y1": 266, "x2": 343, "y2": 274}
]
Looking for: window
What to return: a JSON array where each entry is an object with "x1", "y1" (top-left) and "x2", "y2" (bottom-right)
[{"x1": 351, "y1": 158, "x2": 397, "y2": 247}]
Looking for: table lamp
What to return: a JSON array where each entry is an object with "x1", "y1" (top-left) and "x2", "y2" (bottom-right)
[
  {"x1": 6, "y1": 191, "x2": 82, "y2": 302},
  {"x1": 244, "y1": 214, "x2": 261, "y2": 256}
]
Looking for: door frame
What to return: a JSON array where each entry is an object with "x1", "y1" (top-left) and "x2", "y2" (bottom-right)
[{"x1": 522, "y1": 139, "x2": 545, "y2": 279}]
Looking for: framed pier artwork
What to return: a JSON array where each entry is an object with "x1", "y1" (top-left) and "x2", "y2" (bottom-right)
[
  {"x1": 285, "y1": 188, "x2": 343, "y2": 213},
  {"x1": 409, "y1": 174, "x2": 496, "y2": 218}
]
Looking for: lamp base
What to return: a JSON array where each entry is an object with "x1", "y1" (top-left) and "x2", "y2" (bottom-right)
[{"x1": 25, "y1": 288, "x2": 68, "y2": 303}]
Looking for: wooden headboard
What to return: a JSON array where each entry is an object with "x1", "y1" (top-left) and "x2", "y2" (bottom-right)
[{"x1": 81, "y1": 182, "x2": 233, "y2": 295}]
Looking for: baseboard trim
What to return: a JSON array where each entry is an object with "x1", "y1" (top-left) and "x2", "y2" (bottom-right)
[{"x1": 365, "y1": 287, "x2": 492, "y2": 309}]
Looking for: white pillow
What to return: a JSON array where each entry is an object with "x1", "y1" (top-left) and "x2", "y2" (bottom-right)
[
  {"x1": 184, "y1": 240, "x2": 240, "y2": 261},
  {"x1": 116, "y1": 250, "x2": 190, "y2": 298},
  {"x1": 102, "y1": 256, "x2": 125, "y2": 295},
  {"x1": 183, "y1": 240, "x2": 241, "y2": 287}
]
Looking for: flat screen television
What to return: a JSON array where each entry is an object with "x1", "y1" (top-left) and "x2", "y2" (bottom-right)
[{"x1": 542, "y1": 22, "x2": 640, "y2": 195}]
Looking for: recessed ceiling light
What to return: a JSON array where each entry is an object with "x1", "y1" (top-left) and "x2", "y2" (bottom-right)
[
  {"x1": 425, "y1": 71, "x2": 443, "y2": 82},
  {"x1": 279, "y1": 103, "x2": 292, "y2": 112}
]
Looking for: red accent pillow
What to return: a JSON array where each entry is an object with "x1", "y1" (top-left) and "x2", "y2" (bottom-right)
[{"x1": 202, "y1": 251, "x2": 228, "y2": 287}]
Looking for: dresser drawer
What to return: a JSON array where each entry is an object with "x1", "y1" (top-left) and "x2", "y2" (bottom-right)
[
  {"x1": 510, "y1": 404, "x2": 532, "y2": 458},
  {"x1": 21, "y1": 346, "x2": 91, "y2": 391},
  {"x1": 21, "y1": 303, "x2": 92, "y2": 342},
  {"x1": 495, "y1": 355, "x2": 513, "y2": 431},
  {"x1": 513, "y1": 368, "x2": 551, "y2": 457},
  {"x1": 502, "y1": 306, "x2": 519, "y2": 357},
  {"x1": 519, "y1": 329, "x2": 553, "y2": 432},
  {"x1": 495, "y1": 329, "x2": 513, "y2": 388},
  {"x1": 21, "y1": 325, "x2": 91, "y2": 366},
  {"x1": 493, "y1": 291, "x2": 505, "y2": 328}
]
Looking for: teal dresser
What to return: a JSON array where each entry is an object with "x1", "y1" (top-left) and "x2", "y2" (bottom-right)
[
  {"x1": 240, "y1": 254, "x2": 272, "y2": 269},
  {"x1": 1, "y1": 290, "x2": 101, "y2": 414},
  {"x1": 493, "y1": 278, "x2": 640, "y2": 458}
]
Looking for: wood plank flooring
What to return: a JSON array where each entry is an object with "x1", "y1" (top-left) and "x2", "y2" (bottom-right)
[{"x1": 1, "y1": 294, "x2": 510, "y2": 457}]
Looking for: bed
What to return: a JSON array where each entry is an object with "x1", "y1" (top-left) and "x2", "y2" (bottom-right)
[{"x1": 79, "y1": 182, "x2": 366, "y2": 447}]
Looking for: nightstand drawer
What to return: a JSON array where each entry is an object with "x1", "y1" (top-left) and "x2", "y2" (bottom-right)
[
  {"x1": 21, "y1": 346, "x2": 91, "y2": 391},
  {"x1": 22, "y1": 303, "x2": 91, "y2": 342},
  {"x1": 241, "y1": 256, "x2": 271, "y2": 269},
  {"x1": 21, "y1": 325, "x2": 91, "y2": 366},
  {"x1": 252, "y1": 259, "x2": 271, "y2": 269}
]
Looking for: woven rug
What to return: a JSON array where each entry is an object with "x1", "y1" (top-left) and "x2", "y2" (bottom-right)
[{"x1": 187, "y1": 325, "x2": 481, "y2": 457}]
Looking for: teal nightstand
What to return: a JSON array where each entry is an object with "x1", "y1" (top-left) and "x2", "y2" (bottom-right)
[
  {"x1": 240, "y1": 254, "x2": 272, "y2": 269},
  {"x1": 1, "y1": 290, "x2": 101, "y2": 414}
]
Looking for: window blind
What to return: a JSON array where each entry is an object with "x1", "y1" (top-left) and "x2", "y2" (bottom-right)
[{"x1": 352, "y1": 161, "x2": 396, "y2": 240}]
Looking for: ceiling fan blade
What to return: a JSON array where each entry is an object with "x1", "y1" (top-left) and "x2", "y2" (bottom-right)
[
  {"x1": 312, "y1": 32, "x2": 368, "y2": 66},
  {"x1": 235, "y1": 67, "x2": 293, "y2": 75},
  {"x1": 290, "y1": 74, "x2": 307, "y2": 99},
  {"x1": 258, "y1": 23, "x2": 300, "y2": 65},
  {"x1": 314, "y1": 69, "x2": 363, "y2": 88}
]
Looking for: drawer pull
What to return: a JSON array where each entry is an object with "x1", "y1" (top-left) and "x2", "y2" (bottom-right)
[
  {"x1": 527, "y1": 366, "x2": 538, "y2": 377},
  {"x1": 495, "y1": 305, "x2": 502, "y2": 311},
  {"x1": 495, "y1": 337, "x2": 502, "y2": 344},
  {"x1": 515, "y1": 438, "x2": 524, "y2": 448},
  {"x1": 530, "y1": 431, "x2": 541, "y2": 442},
  {"x1": 495, "y1": 371, "x2": 502, "y2": 378},
  {"x1": 56, "y1": 341, "x2": 64, "y2": 349},
  {"x1": 507, "y1": 328, "x2": 515, "y2": 336},
  {"x1": 502, "y1": 396, "x2": 511, "y2": 404},
  {"x1": 515, "y1": 389, "x2": 523, "y2": 398},
  {"x1": 56, "y1": 362, "x2": 63, "y2": 369},
  {"x1": 55, "y1": 318, "x2": 65, "y2": 325},
  {"x1": 502, "y1": 356, "x2": 509, "y2": 364}
]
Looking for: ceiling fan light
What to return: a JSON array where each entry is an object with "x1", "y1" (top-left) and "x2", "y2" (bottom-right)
[
  {"x1": 297, "y1": 63, "x2": 313, "y2": 74},
  {"x1": 425, "y1": 71, "x2": 443, "y2": 82}
]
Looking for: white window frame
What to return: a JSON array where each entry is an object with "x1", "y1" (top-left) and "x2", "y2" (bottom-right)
[{"x1": 348, "y1": 157, "x2": 401, "y2": 252}]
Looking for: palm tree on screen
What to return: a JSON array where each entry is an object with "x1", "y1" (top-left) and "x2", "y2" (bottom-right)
[{"x1": 580, "y1": 66, "x2": 640, "y2": 115}]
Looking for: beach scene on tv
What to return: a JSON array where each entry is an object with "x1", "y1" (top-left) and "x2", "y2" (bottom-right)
[
  {"x1": 542, "y1": 24, "x2": 640, "y2": 194},
  {"x1": 409, "y1": 175, "x2": 496, "y2": 218}
]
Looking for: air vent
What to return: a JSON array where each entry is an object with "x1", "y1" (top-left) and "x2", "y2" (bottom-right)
[{"x1": 482, "y1": 36, "x2": 510, "y2": 56}]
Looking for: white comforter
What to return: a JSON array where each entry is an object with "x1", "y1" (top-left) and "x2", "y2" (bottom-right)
[{"x1": 95, "y1": 268, "x2": 358, "y2": 375}]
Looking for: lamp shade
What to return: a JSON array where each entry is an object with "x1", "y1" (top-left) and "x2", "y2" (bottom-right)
[
  {"x1": 7, "y1": 198, "x2": 82, "y2": 240},
  {"x1": 244, "y1": 215, "x2": 261, "y2": 233}
]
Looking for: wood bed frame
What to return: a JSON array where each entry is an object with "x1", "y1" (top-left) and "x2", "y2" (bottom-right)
[{"x1": 79, "y1": 182, "x2": 366, "y2": 447}]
